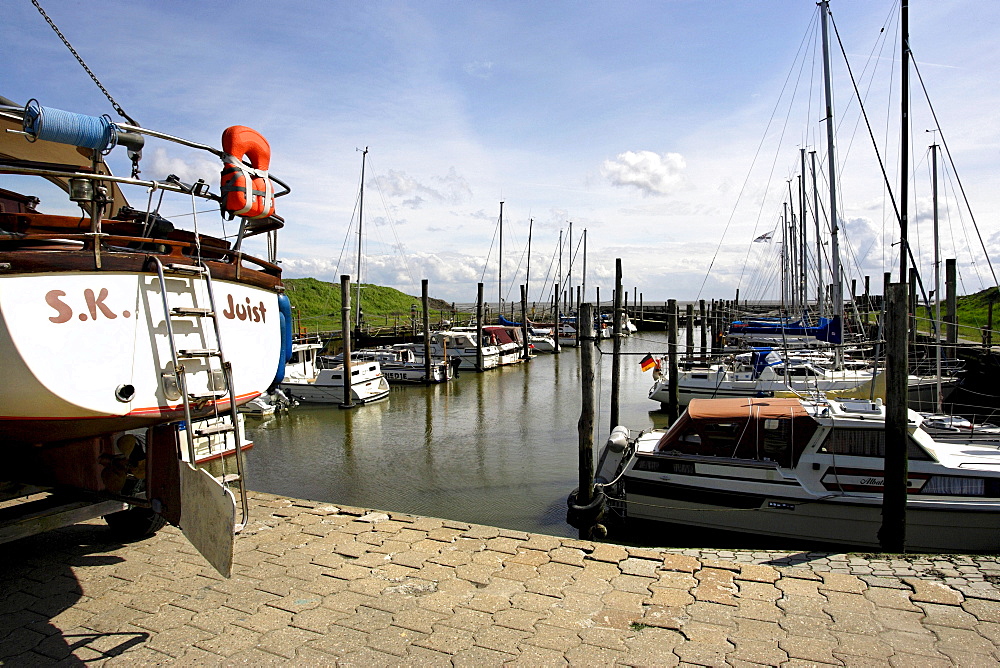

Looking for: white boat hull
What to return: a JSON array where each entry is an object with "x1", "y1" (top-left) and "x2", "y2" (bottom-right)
[
  {"x1": 0, "y1": 271, "x2": 280, "y2": 442},
  {"x1": 281, "y1": 365, "x2": 390, "y2": 404}
]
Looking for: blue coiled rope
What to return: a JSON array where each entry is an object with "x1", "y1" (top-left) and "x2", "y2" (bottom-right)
[{"x1": 22, "y1": 98, "x2": 117, "y2": 153}]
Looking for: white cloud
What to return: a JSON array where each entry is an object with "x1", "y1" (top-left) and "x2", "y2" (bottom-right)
[
  {"x1": 464, "y1": 60, "x2": 494, "y2": 79},
  {"x1": 601, "y1": 151, "x2": 686, "y2": 197},
  {"x1": 145, "y1": 147, "x2": 219, "y2": 187}
]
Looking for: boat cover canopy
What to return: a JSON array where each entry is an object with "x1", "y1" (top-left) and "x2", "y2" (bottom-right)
[{"x1": 655, "y1": 397, "x2": 819, "y2": 467}]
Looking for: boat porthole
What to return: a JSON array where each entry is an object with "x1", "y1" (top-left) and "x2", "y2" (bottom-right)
[{"x1": 115, "y1": 384, "x2": 136, "y2": 402}]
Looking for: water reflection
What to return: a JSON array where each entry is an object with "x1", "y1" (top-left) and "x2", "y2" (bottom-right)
[{"x1": 246, "y1": 330, "x2": 679, "y2": 538}]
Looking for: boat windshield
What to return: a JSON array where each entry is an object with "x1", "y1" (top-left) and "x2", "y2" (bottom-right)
[{"x1": 656, "y1": 397, "x2": 819, "y2": 467}]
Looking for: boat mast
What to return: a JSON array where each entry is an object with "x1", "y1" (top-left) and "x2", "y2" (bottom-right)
[
  {"x1": 931, "y1": 140, "x2": 942, "y2": 411},
  {"x1": 582, "y1": 228, "x2": 587, "y2": 305},
  {"x1": 526, "y1": 217, "x2": 533, "y2": 316},
  {"x1": 356, "y1": 147, "x2": 368, "y2": 327},
  {"x1": 498, "y1": 200, "x2": 504, "y2": 318},
  {"x1": 799, "y1": 149, "x2": 808, "y2": 315},
  {"x1": 900, "y1": 0, "x2": 910, "y2": 284},
  {"x1": 820, "y1": 0, "x2": 843, "y2": 364},
  {"x1": 810, "y1": 150, "x2": 823, "y2": 316}
]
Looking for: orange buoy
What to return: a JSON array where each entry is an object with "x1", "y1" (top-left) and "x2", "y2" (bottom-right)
[{"x1": 220, "y1": 126, "x2": 275, "y2": 219}]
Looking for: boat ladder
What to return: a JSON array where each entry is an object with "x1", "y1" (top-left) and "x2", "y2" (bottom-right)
[{"x1": 151, "y1": 257, "x2": 250, "y2": 531}]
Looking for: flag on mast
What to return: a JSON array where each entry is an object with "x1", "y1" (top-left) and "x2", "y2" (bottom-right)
[{"x1": 753, "y1": 232, "x2": 773, "y2": 242}]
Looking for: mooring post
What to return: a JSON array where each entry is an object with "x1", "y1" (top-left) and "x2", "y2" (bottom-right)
[
  {"x1": 576, "y1": 285, "x2": 582, "y2": 345},
  {"x1": 685, "y1": 302, "x2": 694, "y2": 364},
  {"x1": 553, "y1": 282, "x2": 561, "y2": 354},
  {"x1": 422, "y1": 279, "x2": 431, "y2": 384},
  {"x1": 880, "y1": 282, "x2": 909, "y2": 552},
  {"x1": 521, "y1": 284, "x2": 530, "y2": 360},
  {"x1": 668, "y1": 299, "x2": 679, "y2": 422},
  {"x1": 610, "y1": 259, "x2": 623, "y2": 429},
  {"x1": 699, "y1": 299, "x2": 707, "y2": 362},
  {"x1": 339, "y1": 275, "x2": 355, "y2": 409},
  {"x1": 945, "y1": 258, "x2": 957, "y2": 348},
  {"x1": 476, "y1": 282, "x2": 484, "y2": 372},
  {"x1": 577, "y1": 302, "x2": 596, "y2": 539}
]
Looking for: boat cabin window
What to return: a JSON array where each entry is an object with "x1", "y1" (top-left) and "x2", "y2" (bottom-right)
[
  {"x1": 785, "y1": 366, "x2": 819, "y2": 378},
  {"x1": 456, "y1": 336, "x2": 470, "y2": 347},
  {"x1": 818, "y1": 428, "x2": 933, "y2": 460},
  {"x1": 352, "y1": 369, "x2": 360, "y2": 376}
]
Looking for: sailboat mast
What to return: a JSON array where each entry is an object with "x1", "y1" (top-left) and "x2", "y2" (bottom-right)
[
  {"x1": 820, "y1": 0, "x2": 843, "y2": 360},
  {"x1": 900, "y1": 0, "x2": 910, "y2": 284},
  {"x1": 568, "y1": 221, "x2": 573, "y2": 315},
  {"x1": 582, "y1": 228, "x2": 587, "y2": 305},
  {"x1": 356, "y1": 147, "x2": 368, "y2": 326},
  {"x1": 932, "y1": 141, "x2": 942, "y2": 410},
  {"x1": 799, "y1": 148, "x2": 808, "y2": 312},
  {"x1": 810, "y1": 150, "x2": 823, "y2": 315},
  {"x1": 526, "y1": 217, "x2": 533, "y2": 313},
  {"x1": 498, "y1": 201, "x2": 504, "y2": 317}
]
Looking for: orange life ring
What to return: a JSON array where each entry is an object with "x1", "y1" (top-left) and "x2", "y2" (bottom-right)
[{"x1": 220, "y1": 125, "x2": 275, "y2": 220}]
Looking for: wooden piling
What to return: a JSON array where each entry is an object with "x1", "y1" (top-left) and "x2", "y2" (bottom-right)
[
  {"x1": 685, "y1": 302, "x2": 694, "y2": 364},
  {"x1": 880, "y1": 282, "x2": 909, "y2": 552},
  {"x1": 422, "y1": 279, "x2": 431, "y2": 384},
  {"x1": 476, "y1": 282, "x2": 484, "y2": 372},
  {"x1": 699, "y1": 299, "x2": 707, "y2": 360},
  {"x1": 667, "y1": 299, "x2": 679, "y2": 421},
  {"x1": 339, "y1": 275, "x2": 355, "y2": 409},
  {"x1": 521, "y1": 284, "x2": 530, "y2": 360},
  {"x1": 553, "y1": 282, "x2": 561, "y2": 354},
  {"x1": 611, "y1": 260, "x2": 623, "y2": 428},
  {"x1": 577, "y1": 302, "x2": 596, "y2": 529}
]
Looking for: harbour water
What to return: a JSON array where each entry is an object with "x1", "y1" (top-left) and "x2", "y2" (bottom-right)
[{"x1": 245, "y1": 330, "x2": 677, "y2": 540}]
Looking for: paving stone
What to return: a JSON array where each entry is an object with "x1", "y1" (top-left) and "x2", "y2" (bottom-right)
[
  {"x1": 588, "y1": 543, "x2": 628, "y2": 564},
  {"x1": 415, "y1": 624, "x2": 476, "y2": 655},
  {"x1": 693, "y1": 567, "x2": 737, "y2": 606},
  {"x1": 904, "y1": 577, "x2": 965, "y2": 605},
  {"x1": 661, "y1": 554, "x2": 700, "y2": 573}
]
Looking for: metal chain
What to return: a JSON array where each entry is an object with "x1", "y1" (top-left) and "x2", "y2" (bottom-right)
[{"x1": 30, "y1": 0, "x2": 138, "y2": 126}]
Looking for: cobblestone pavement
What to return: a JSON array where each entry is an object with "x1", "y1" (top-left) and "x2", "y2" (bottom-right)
[{"x1": 2, "y1": 491, "x2": 999, "y2": 665}]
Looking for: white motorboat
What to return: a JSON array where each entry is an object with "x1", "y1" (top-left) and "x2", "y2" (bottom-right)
[
  {"x1": 279, "y1": 338, "x2": 389, "y2": 404},
  {"x1": 325, "y1": 345, "x2": 452, "y2": 384},
  {"x1": 483, "y1": 325, "x2": 527, "y2": 365},
  {"x1": 648, "y1": 348, "x2": 877, "y2": 407},
  {"x1": 593, "y1": 396, "x2": 1000, "y2": 553},
  {"x1": 427, "y1": 328, "x2": 501, "y2": 371}
]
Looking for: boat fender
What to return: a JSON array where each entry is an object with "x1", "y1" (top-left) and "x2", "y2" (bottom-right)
[
  {"x1": 606, "y1": 426, "x2": 629, "y2": 453},
  {"x1": 271, "y1": 293, "x2": 293, "y2": 389},
  {"x1": 220, "y1": 125, "x2": 275, "y2": 220}
]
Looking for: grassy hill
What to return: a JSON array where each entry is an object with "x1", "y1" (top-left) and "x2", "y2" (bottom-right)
[{"x1": 283, "y1": 277, "x2": 456, "y2": 332}]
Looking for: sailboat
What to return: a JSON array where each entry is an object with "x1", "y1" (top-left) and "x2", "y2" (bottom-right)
[{"x1": 279, "y1": 149, "x2": 389, "y2": 404}]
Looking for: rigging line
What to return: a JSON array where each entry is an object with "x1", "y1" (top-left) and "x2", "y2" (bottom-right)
[
  {"x1": 830, "y1": 15, "x2": 934, "y2": 314},
  {"x1": 911, "y1": 59, "x2": 998, "y2": 288},
  {"x1": 728, "y1": 10, "x2": 821, "y2": 299},
  {"x1": 30, "y1": 0, "x2": 137, "y2": 126},
  {"x1": 698, "y1": 9, "x2": 820, "y2": 301},
  {"x1": 941, "y1": 161, "x2": 987, "y2": 292},
  {"x1": 479, "y1": 208, "x2": 500, "y2": 287},
  {"x1": 366, "y1": 156, "x2": 420, "y2": 290}
]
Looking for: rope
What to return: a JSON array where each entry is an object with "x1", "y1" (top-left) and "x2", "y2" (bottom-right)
[
  {"x1": 31, "y1": 0, "x2": 137, "y2": 126},
  {"x1": 23, "y1": 100, "x2": 116, "y2": 152}
]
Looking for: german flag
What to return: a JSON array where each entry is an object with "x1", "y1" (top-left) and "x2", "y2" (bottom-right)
[{"x1": 640, "y1": 354, "x2": 656, "y2": 372}]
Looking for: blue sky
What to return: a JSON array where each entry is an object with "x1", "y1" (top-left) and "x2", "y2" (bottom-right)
[{"x1": 3, "y1": 1, "x2": 999, "y2": 303}]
